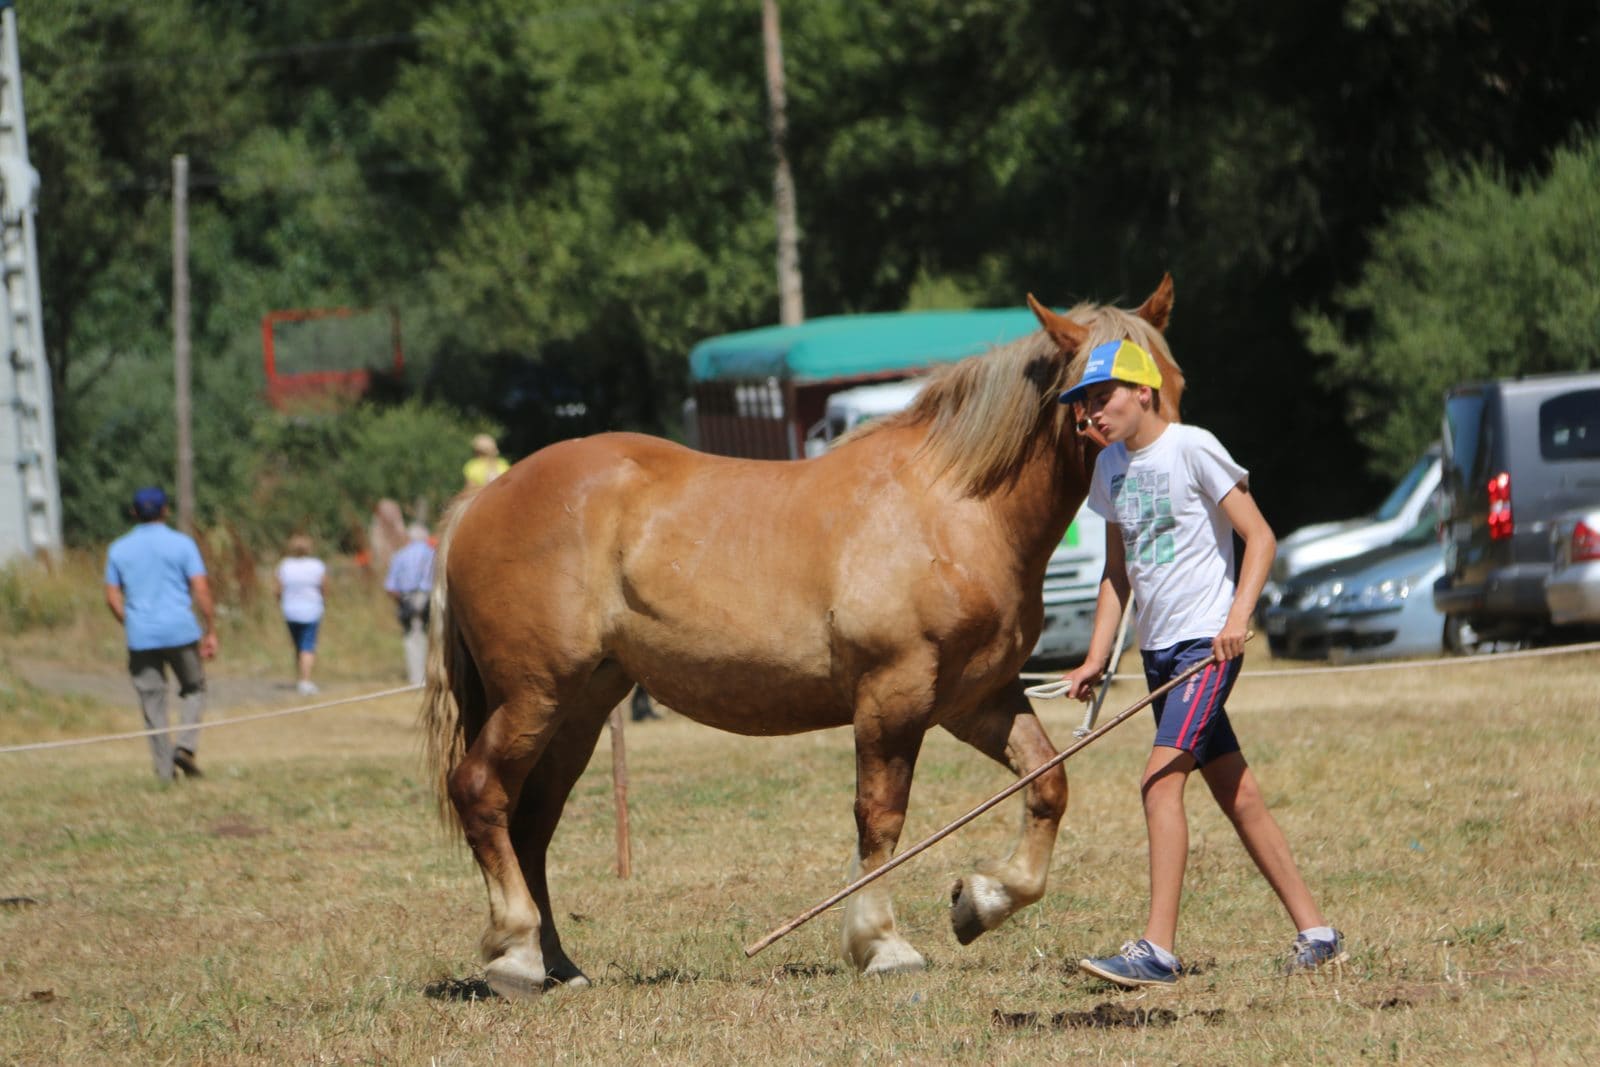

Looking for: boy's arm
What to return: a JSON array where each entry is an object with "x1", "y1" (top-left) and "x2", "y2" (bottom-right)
[
  {"x1": 1217, "y1": 480, "x2": 1276, "y2": 661},
  {"x1": 1060, "y1": 522, "x2": 1130, "y2": 700}
]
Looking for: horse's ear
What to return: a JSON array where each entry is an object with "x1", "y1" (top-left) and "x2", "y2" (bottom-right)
[
  {"x1": 1027, "y1": 293, "x2": 1088, "y2": 354},
  {"x1": 1135, "y1": 273, "x2": 1174, "y2": 332}
]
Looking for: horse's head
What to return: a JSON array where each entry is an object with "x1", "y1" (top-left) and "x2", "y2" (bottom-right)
[
  {"x1": 852, "y1": 275, "x2": 1185, "y2": 501},
  {"x1": 1027, "y1": 273, "x2": 1185, "y2": 426},
  {"x1": 1026, "y1": 275, "x2": 1186, "y2": 483}
]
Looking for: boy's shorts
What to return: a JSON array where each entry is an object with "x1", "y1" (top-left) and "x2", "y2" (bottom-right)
[
  {"x1": 1141, "y1": 637, "x2": 1242, "y2": 766},
  {"x1": 287, "y1": 619, "x2": 321, "y2": 653}
]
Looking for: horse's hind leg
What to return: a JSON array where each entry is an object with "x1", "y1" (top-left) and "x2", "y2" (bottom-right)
[
  {"x1": 943, "y1": 682, "x2": 1067, "y2": 944},
  {"x1": 449, "y1": 691, "x2": 562, "y2": 999},
  {"x1": 507, "y1": 670, "x2": 632, "y2": 991}
]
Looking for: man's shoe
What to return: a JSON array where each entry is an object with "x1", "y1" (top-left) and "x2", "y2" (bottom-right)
[
  {"x1": 1078, "y1": 939, "x2": 1181, "y2": 988},
  {"x1": 1284, "y1": 931, "x2": 1346, "y2": 975},
  {"x1": 173, "y1": 749, "x2": 203, "y2": 779}
]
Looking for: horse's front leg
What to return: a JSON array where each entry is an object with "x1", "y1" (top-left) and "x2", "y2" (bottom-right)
[
  {"x1": 943, "y1": 681, "x2": 1068, "y2": 943},
  {"x1": 841, "y1": 674, "x2": 931, "y2": 976}
]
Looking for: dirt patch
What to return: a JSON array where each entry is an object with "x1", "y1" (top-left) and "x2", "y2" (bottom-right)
[
  {"x1": 625, "y1": 967, "x2": 701, "y2": 986},
  {"x1": 993, "y1": 1003, "x2": 1225, "y2": 1030},
  {"x1": 211, "y1": 816, "x2": 269, "y2": 839},
  {"x1": 424, "y1": 975, "x2": 497, "y2": 1001}
]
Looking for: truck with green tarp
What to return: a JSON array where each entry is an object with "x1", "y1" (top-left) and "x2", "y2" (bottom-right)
[{"x1": 686, "y1": 308, "x2": 1040, "y2": 459}]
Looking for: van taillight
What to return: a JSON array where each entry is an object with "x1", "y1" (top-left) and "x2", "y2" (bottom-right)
[
  {"x1": 1487, "y1": 472, "x2": 1513, "y2": 540},
  {"x1": 1573, "y1": 519, "x2": 1600, "y2": 563}
]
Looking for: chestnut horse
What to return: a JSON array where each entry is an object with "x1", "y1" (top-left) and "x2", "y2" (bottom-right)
[{"x1": 421, "y1": 277, "x2": 1185, "y2": 998}]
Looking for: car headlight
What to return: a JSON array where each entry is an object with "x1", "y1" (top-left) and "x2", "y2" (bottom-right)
[
  {"x1": 1261, "y1": 581, "x2": 1284, "y2": 609},
  {"x1": 1293, "y1": 580, "x2": 1342, "y2": 611},
  {"x1": 1342, "y1": 568, "x2": 1429, "y2": 612}
]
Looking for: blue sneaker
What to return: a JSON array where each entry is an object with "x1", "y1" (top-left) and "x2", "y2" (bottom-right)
[
  {"x1": 1284, "y1": 930, "x2": 1347, "y2": 975},
  {"x1": 1078, "y1": 939, "x2": 1182, "y2": 988}
]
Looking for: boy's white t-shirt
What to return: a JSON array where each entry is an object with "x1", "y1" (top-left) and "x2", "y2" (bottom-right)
[
  {"x1": 1086, "y1": 423, "x2": 1248, "y2": 650},
  {"x1": 276, "y1": 556, "x2": 326, "y2": 624}
]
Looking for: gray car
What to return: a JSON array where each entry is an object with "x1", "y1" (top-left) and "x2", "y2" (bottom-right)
[
  {"x1": 1545, "y1": 508, "x2": 1600, "y2": 627},
  {"x1": 1259, "y1": 445, "x2": 1441, "y2": 619},
  {"x1": 1264, "y1": 519, "x2": 1448, "y2": 662}
]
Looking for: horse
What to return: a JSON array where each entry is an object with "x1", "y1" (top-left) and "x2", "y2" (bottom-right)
[{"x1": 420, "y1": 276, "x2": 1186, "y2": 998}]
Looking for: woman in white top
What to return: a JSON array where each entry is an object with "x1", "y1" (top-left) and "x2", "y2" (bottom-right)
[{"x1": 274, "y1": 533, "x2": 327, "y2": 695}]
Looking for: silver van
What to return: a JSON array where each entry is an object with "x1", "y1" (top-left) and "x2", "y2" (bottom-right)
[{"x1": 1433, "y1": 371, "x2": 1600, "y2": 649}]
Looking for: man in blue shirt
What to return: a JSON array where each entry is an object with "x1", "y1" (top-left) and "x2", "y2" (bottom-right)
[
  {"x1": 104, "y1": 486, "x2": 219, "y2": 782},
  {"x1": 384, "y1": 523, "x2": 435, "y2": 685}
]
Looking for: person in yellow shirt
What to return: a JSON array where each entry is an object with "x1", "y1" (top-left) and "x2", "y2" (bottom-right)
[{"x1": 463, "y1": 434, "x2": 511, "y2": 490}]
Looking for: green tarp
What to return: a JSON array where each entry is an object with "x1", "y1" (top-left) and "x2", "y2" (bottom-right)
[{"x1": 688, "y1": 308, "x2": 1041, "y2": 383}]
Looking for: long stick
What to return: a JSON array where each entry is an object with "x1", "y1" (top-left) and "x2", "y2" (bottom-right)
[
  {"x1": 608, "y1": 705, "x2": 632, "y2": 879},
  {"x1": 743, "y1": 647, "x2": 1235, "y2": 958},
  {"x1": 1076, "y1": 598, "x2": 1134, "y2": 738}
]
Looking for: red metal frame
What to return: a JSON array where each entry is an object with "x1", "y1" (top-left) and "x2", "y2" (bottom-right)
[{"x1": 261, "y1": 306, "x2": 404, "y2": 409}]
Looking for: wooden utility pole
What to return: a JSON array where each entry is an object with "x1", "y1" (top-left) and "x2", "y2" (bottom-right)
[
  {"x1": 761, "y1": 0, "x2": 804, "y2": 325},
  {"x1": 172, "y1": 154, "x2": 193, "y2": 532},
  {"x1": 608, "y1": 705, "x2": 632, "y2": 878}
]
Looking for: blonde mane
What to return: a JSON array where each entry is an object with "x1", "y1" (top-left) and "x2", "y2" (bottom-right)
[{"x1": 851, "y1": 301, "x2": 1185, "y2": 496}]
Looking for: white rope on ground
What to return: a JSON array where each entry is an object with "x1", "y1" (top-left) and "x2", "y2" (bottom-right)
[
  {"x1": 0, "y1": 683, "x2": 422, "y2": 756},
  {"x1": 1019, "y1": 639, "x2": 1600, "y2": 686}
]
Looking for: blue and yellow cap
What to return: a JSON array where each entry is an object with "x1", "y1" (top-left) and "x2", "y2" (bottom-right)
[{"x1": 1058, "y1": 339, "x2": 1163, "y2": 405}]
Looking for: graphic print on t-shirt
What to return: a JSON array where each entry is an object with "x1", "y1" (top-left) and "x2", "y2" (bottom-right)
[{"x1": 1109, "y1": 470, "x2": 1176, "y2": 565}]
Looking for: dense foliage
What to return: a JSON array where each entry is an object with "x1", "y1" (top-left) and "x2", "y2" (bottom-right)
[{"x1": 19, "y1": 0, "x2": 1600, "y2": 545}]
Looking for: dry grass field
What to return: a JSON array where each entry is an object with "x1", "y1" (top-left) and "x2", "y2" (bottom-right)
[{"x1": 4, "y1": 570, "x2": 1600, "y2": 1064}]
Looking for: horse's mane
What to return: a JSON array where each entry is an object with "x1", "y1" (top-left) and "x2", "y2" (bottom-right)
[{"x1": 850, "y1": 302, "x2": 1185, "y2": 497}]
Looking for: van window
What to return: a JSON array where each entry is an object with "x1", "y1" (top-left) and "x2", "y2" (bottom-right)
[
  {"x1": 1539, "y1": 389, "x2": 1600, "y2": 461},
  {"x1": 1443, "y1": 392, "x2": 1485, "y2": 473}
]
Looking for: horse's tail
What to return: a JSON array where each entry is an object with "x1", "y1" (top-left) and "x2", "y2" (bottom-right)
[{"x1": 419, "y1": 492, "x2": 483, "y2": 833}]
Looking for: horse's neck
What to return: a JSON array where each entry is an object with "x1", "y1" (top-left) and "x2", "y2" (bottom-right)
[{"x1": 986, "y1": 434, "x2": 1091, "y2": 570}]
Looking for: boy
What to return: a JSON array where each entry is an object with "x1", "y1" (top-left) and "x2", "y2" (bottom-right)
[{"x1": 1057, "y1": 339, "x2": 1342, "y2": 987}]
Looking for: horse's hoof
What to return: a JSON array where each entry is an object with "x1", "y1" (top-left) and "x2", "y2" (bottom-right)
[
  {"x1": 545, "y1": 968, "x2": 591, "y2": 991},
  {"x1": 861, "y1": 939, "x2": 927, "y2": 977},
  {"x1": 949, "y1": 874, "x2": 1010, "y2": 945},
  {"x1": 485, "y1": 954, "x2": 547, "y2": 1000}
]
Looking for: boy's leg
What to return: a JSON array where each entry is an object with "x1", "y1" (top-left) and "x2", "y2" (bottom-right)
[
  {"x1": 129, "y1": 649, "x2": 174, "y2": 781},
  {"x1": 1200, "y1": 752, "x2": 1325, "y2": 931},
  {"x1": 1140, "y1": 746, "x2": 1195, "y2": 952}
]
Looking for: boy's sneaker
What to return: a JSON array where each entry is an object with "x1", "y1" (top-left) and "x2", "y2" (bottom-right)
[
  {"x1": 297, "y1": 680, "x2": 320, "y2": 696},
  {"x1": 1078, "y1": 939, "x2": 1182, "y2": 988},
  {"x1": 1284, "y1": 930, "x2": 1346, "y2": 975}
]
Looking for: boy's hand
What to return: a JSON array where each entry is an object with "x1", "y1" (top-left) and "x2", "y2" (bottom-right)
[
  {"x1": 1059, "y1": 660, "x2": 1107, "y2": 702},
  {"x1": 1211, "y1": 623, "x2": 1249, "y2": 661}
]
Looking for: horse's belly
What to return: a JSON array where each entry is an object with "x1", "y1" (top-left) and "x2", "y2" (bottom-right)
[{"x1": 621, "y1": 639, "x2": 854, "y2": 735}]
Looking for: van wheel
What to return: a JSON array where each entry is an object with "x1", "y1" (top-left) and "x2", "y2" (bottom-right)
[{"x1": 1443, "y1": 614, "x2": 1484, "y2": 656}]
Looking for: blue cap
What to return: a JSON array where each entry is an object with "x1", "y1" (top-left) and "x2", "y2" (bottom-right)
[
  {"x1": 1058, "y1": 339, "x2": 1164, "y2": 405},
  {"x1": 132, "y1": 486, "x2": 168, "y2": 520}
]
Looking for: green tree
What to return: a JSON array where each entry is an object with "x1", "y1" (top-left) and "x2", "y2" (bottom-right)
[{"x1": 1303, "y1": 134, "x2": 1600, "y2": 477}]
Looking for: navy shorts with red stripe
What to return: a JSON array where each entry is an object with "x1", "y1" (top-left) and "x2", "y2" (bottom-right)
[{"x1": 1142, "y1": 637, "x2": 1242, "y2": 766}]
